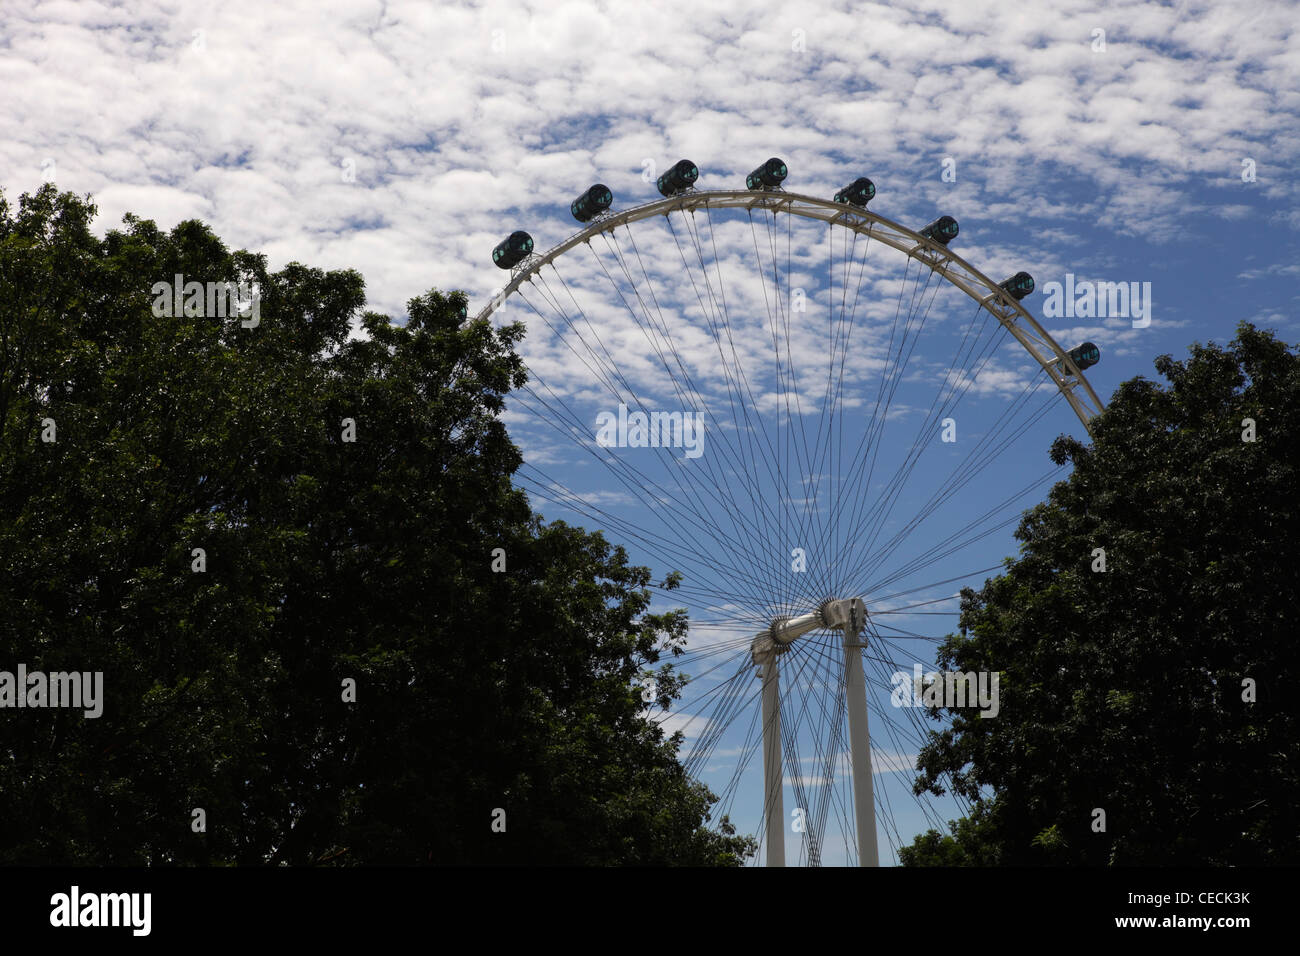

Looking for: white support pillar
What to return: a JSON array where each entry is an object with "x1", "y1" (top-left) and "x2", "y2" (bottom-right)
[
  {"x1": 752, "y1": 598, "x2": 876, "y2": 867},
  {"x1": 757, "y1": 646, "x2": 785, "y2": 867},
  {"x1": 841, "y1": 598, "x2": 879, "y2": 866}
]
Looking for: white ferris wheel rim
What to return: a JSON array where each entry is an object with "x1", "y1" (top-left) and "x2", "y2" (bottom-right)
[{"x1": 473, "y1": 187, "x2": 1104, "y2": 434}]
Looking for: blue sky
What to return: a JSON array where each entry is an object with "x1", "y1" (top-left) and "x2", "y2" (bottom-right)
[{"x1": 4, "y1": 0, "x2": 1297, "y2": 865}]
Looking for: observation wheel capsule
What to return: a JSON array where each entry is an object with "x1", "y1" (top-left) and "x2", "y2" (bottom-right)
[
  {"x1": 834, "y1": 177, "x2": 875, "y2": 206},
  {"x1": 919, "y1": 216, "x2": 959, "y2": 246},
  {"x1": 657, "y1": 159, "x2": 699, "y2": 197},
  {"x1": 1068, "y1": 342, "x2": 1101, "y2": 370},
  {"x1": 492, "y1": 230, "x2": 534, "y2": 270},
  {"x1": 999, "y1": 271, "x2": 1035, "y2": 301},
  {"x1": 746, "y1": 157, "x2": 788, "y2": 190},
  {"x1": 571, "y1": 183, "x2": 613, "y2": 223}
]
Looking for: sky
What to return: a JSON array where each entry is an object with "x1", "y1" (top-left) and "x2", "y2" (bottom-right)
[{"x1": 3, "y1": 0, "x2": 1297, "y2": 866}]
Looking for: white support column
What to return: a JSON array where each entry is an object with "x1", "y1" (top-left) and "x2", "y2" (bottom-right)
[
  {"x1": 841, "y1": 599, "x2": 879, "y2": 866},
  {"x1": 757, "y1": 646, "x2": 785, "y2": 867}
]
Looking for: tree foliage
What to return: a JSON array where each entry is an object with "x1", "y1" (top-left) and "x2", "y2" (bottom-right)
[
  {"x1": 903, "y1": 322, "x2": 1299, "y2": 865},
  {"x1": 0, "y1": 185, "x2": 754, "y2": 865}
]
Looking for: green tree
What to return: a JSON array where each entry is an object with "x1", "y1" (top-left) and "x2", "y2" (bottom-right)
[
  {"x1": 0, "y1": 185, "x2": 754, "y2": 866},
  {"x1": 897, "y1": 802, "x2": 1001, "y2": 866},
  {"x1": 903, "y1": 322, "x2": 1299, "y2": 865}
]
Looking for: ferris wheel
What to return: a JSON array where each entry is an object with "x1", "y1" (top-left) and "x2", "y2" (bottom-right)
[{"x1": 472, "y1": 157, "x2": 1103, "y2": 866}]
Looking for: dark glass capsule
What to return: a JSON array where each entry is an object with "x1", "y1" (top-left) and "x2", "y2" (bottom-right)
[
  {"x1": 571, "y1": 183, "x2": 613, "y2": 223},
  {"x1": 834, "y1": 177, "x2": 875, "y2": 206},
  {"x1": 457, "y1": 302, "x2": 468, "y2": 322},
  {"x1": 1068, "y1": 342, "x2": 1100, "y2": 371},
  {"x1": 492, "y1": 231, "x2": 533, "y2": 270},
  {"x1": 657, "y1": 159, "x2": 699, "y2": 197},
  {"x1": 919, "y1": 216, "x2": 959, "y2": 246},
  {"x1": 999, "y1": 272, "x2": 1035, "y2": 301},
  {"x1": 746, "y1": 157, "x2": 788, "y2": 190}
]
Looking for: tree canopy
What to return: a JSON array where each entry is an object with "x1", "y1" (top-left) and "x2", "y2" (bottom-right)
[
  {"x1": 902, "y1": 322, "x2": 1299, "y2": 865},
  {"x1": 0, "y1": 184, "x2": 754, "y2": 865}
]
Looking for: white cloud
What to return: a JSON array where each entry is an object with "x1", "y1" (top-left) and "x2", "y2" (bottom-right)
[{"x1": 3, "y1": 0, "x2": 1295, "y2": 328}]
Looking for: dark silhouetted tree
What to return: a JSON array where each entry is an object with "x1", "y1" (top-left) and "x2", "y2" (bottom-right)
[
  {"x1": 903, "y1": 323, "x2": 1299, "y2": 865},
  {"x1": 0, "y1": 185, "x2": 754, "y2": 866}
]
